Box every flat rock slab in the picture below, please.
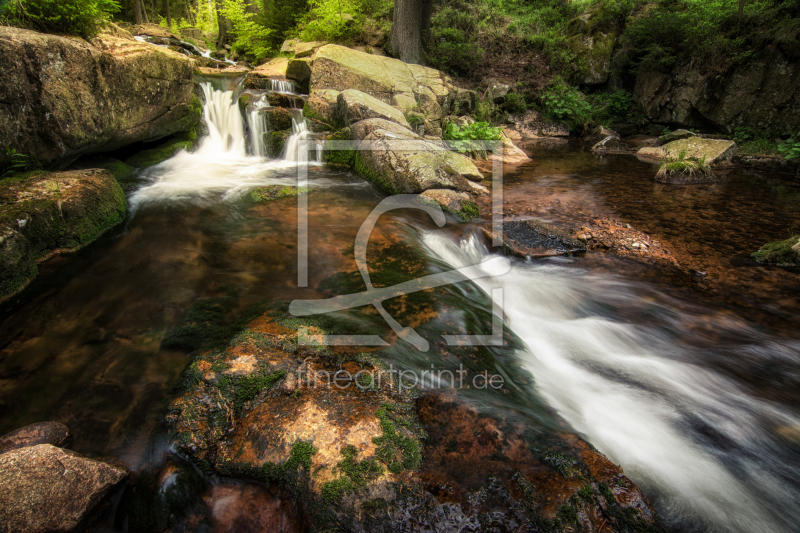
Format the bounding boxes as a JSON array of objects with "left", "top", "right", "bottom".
[
  {"left": 0, "top": 422, "right": 71, "bottom": 454},
  {"left": 494, "top": 219, "right": 586, "bottom": 258},
  {"left": 662, "top": 137, "right": 737, "bottom": 166},
  {"left": 337, "top": 89, "right": 410, "bottom": 128},
  {"left": 655, "top": 129, "right": 696, "bottom": 146},
  {"left": 0, "top": 444, "right": 127, "bottom": 533}
]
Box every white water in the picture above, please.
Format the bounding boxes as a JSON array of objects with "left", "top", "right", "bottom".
[
  {"left": 269, "top": 80, "right": 298, "bottom": 94},
  {"left": 283, "top": 109, "right": 322, "bottom": 164},
  {"left": 129, "top": 82, "right": 303, "bottom": 209},
  {"left": 424, "top": 232, "right": 800, "bottom": 533},
  {"left": 246, "top": 95, "right": 271, "bottom": 158}
]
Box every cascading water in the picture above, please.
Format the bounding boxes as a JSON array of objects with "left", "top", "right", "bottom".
[
  {"left": 269, "top": 79, "right": 298, "bottom": 94},
  {"left": 423, "top": 232, "right": 800, "bottom": 533},
  {"left": 283, "top": 109, "right": 322, "bottom": 164},
  {"left": 245, "top": 95, "right": 271, "bottom": 158},
  {"left": 129, "top": 80, "right": 299, "bottom": 209}
]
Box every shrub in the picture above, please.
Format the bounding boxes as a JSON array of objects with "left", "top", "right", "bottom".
[
  {"left": 220, "top": 0, "right": 273, "bottom": 62},
  {"left": 444, "top": 121, "right": 503, "bottom": 157},
  {"left": 297, "top": 0, "right": 362, "bottom": 42},
  {"left": 777, "top": 134, "right": 800, "bottom": 160},
  {"left": 1, "top": 0, "right": 120, "bottom": 38},
  {"left": 426, "top": 6, "right": 484, "bottom": 77},
  {"left": 501, "top": 92, "right": 528, "bottom": 116},
  {"left": 539, "top": 82, "right": 593, "bottom": 132},
  {"left": 733, "top": 127, "right": 782, "bottom": 156}
]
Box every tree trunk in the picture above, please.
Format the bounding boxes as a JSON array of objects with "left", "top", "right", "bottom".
[
  {"left": 134, "top": 0, "right": 143, "bottom": 24},
  {"left": 165, "top": 0, "right": 172, "bottom": 28},
  {"left": 421, "top": 0, "right": 432, "bottom": 44},
  {"left": 391, "top": 0, "right": 424, "bottom": 65},
  {"left": 216, "top": 1, "right": 229, "bottom": 49},
  {"left": 738, "top": 0, "right": 745, "bottom": 25}
]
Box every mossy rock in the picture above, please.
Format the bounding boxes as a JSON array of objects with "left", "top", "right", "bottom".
[
  {"left": 249, "top": 185, "right": 309, "bottom": 202},
  {"left": 263, "top": 108, "right": 293, "bottom": 132},
  {"left": 751, "top": 236, "right": 800, "bottom": 266},
  {"left": 0, "top": 169, "right": 126, "bottom": 301},
  {"left": 124, "top": 137, "right": 193, "bottom": 168},
  {"left": 71, "top": 156, "right": 137, "bottom": 182},
  {"left": 265, "top": 131, "right": 291, "bottom": 158},
  {"left": 323, "top": 128, "right": 354, "bottom": 167},
  {"left": 417, "top": 189, "right": 479, "bottom": 221}
]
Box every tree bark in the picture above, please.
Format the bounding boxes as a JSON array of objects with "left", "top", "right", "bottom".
[
  {"left": 738, "top": 0, "right": 745, "bottom": 25},
  {"left": 391, "top": 0, "right": 425, "bottom": 65},
  {"left": 165, "top": 0, "right": 172, "bottom": 28},
  {"left": 216, "top": 1, "right": 229, "bottom": 49},
  {"left": 134, "top": 0, "right": 143, "bottom": 24}
]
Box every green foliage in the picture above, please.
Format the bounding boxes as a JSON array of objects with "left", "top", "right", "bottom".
[
  {"left": 540, "top": 82, "right": 593, "bottom": 131},
  {"left": 619, "top": 0, "right": 800, "bottom": 74},
  {"left": 777, "top": 134, "right": 800, "bottom": 160},
  {"left": 1, "top": 147, "right": 32, "bottom": 178},
  {"left": 1, "top": 0, "right": 120, "bottom": 38},
  {"left": 220, "top": 0, "right": 273, "bottom": 63},
  {"left": 405, "top": 113, "right": 425, "bottom": 128},
  {"left": 297, "top": 0, "right": 362, "bottom": 42},
  {"left": 443, "top": 121, "right": 503, "bottom": 157},
  {"left": 733, "top": 127, "right": 781, "bottom": 156},
  {"left": 501, "top": 92, "right": 528, "bottom": 115},
  {"left": 260, "top": 0, "right": 308, "bottom": 49},
  {"left": 427, "top": 6, "right": 484, "bottom": 77},
  {"left": 656, "top": 150, "right": 711, "bottom": 180}
]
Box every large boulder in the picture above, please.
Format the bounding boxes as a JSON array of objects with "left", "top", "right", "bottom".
[
  {"left": 347, "top": 119, "right": 483, "bottom": 194},
  {"left": 662, "top": 137, "right": 737, "bottom": 166},
  {"left": 566, "top": 8, "right": 617, "bottom": 85},
  {"left": 251, "top": 57, "right": 289, "bottom": 79},
  {"left": 0, "top": 27, "right": 201, "bottom": 169},
  {"left": 633, "top": 48, "right": 800, "bottom": 132},
  {"left": 0, "top": 444, "right": 127, "bottom": 533},
  {"left": 418, "top": 189, "right": 479, "bottom": 220},
  {"left": 307, "top": 44, "right": 455, "bottom": 117},
  {"left": 0, "top": 422, "right": 72, "bottom": 454},
  {"left": 0, "top": 169, "right": 126, "bottom": 301},
  {"left": 337, "top": 89, "right": 411, "bottom": 128}
]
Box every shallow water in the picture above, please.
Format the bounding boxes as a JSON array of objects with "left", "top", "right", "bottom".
[{"left": 2, "top": 89, "right": 800, "bottom": 532}]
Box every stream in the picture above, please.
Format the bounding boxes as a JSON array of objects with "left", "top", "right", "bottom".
[{"left": 1, "top": 81, "right": 800, "bottom": 533}]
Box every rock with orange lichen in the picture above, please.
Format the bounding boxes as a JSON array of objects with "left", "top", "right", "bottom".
[{"left": 166, "top": 312, "right": 425, "bottom": 527}]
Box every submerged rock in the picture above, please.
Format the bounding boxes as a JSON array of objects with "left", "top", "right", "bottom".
[
  {"left": 0, "top": 422, "right": 72, "bottom": 454},
  {"left": 493, "top": 219, "right": 587, "bottom": 259},
  {"left": 0, "top": 444, "right": 127, "bottom": 533},
  {"left": 249, "top": 185, "right": 309, "bottom": 202},
  {"left": 590, "top": 126, "right": 624, "bottom": 152},
  {"left": 0, "top": 26, "right": 201, "bottom": 169},
  {"left": 0, "top": 169, "right": 127, "bottom": 301}
]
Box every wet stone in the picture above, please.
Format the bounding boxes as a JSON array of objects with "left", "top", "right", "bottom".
[
  {"left": 494, "top": 219, "right": 587, "bottom": 259},
  {"left": 0, "top": 421, "right": 72, "bottom": 454}
]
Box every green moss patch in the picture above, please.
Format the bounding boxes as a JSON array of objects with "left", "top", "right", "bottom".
[
  {"left": 373, "top": 403, "right": 423, "bottom": 474},
  {"left": 249, "top": 185, "right": 310, "bottom": 202},
  {"left": 124, "top": 137, "right": 193, "bottom": 168},
  {"left": 751, "top": 236, "right": 800, "bottom": 266}
]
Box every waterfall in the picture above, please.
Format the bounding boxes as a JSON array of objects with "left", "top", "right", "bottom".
[
  {"left": 283, "top": 109, "right": 321, "bottom": 163},
  {"left": 269, "top": 79, "right": 298, "bottom": 94},
  {"left": 198, "top": 81, "right": 246, "bottom": 157},
  {"left": 129, "top": 81, "right": 297, "bottom": 210},
  {"left": 422, "top": 232, "right": 800, "bottom": 533},
  {"left": 246, "top": 95, "right": 271, "bottom": 158}
]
